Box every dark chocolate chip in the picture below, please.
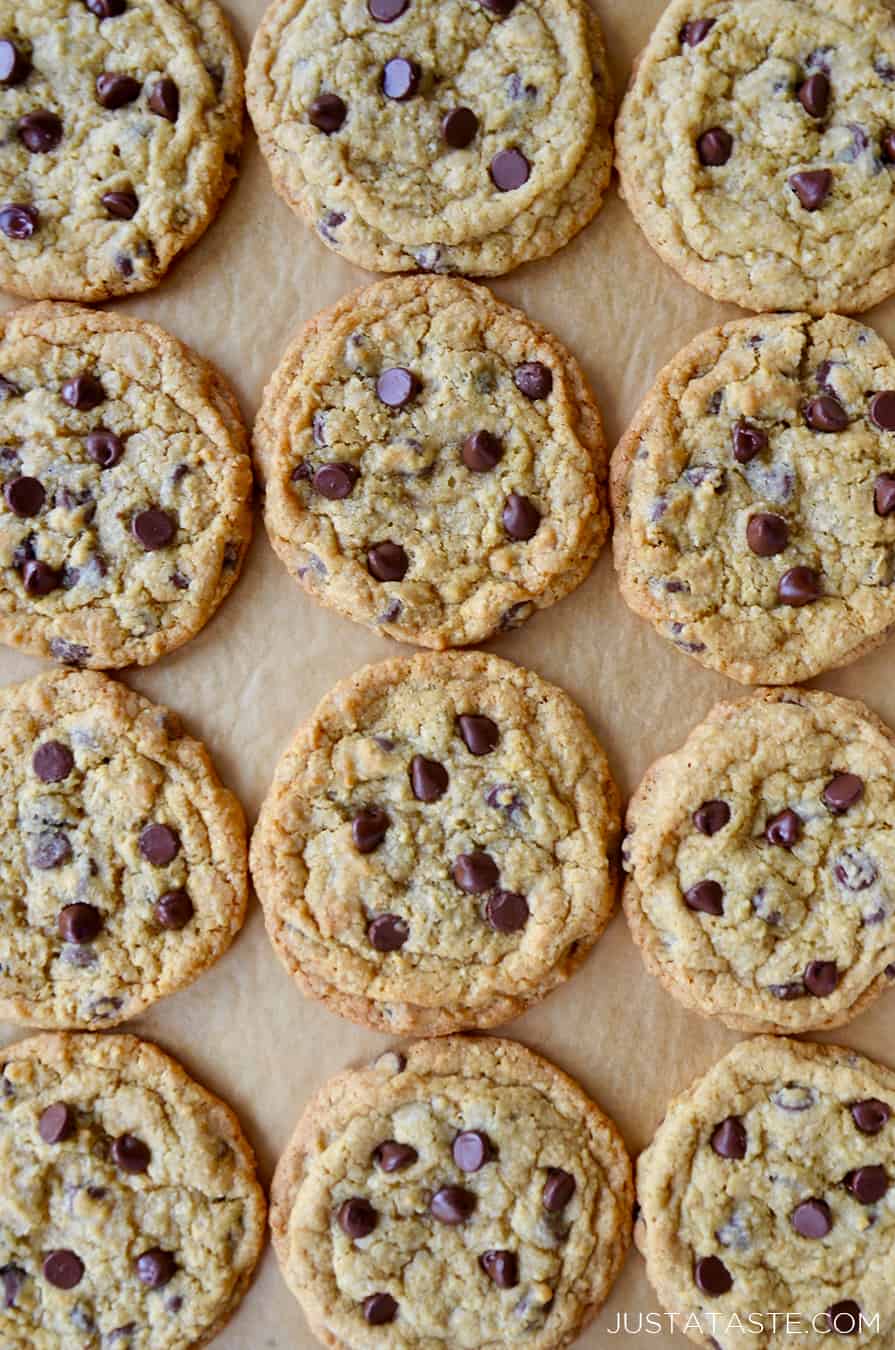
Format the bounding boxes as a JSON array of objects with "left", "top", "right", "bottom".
[
  {"left": 543, "top": 1168, "right": 575, "bottom": 1212},
  {"left": 805, "top": 394, "right": 848, "bottom": 431},
  {"left": 826, "top": 1302, "right": 861, "bottom": 1336},
  {"left": 884, "top": 129, "right": 895, "bottom": 164},
  {"left": 373, "top": 1141, "right": 417, "bottom": 1172},
  {"left": 4, "top": 475, "right": 44, "bottom": 517},
  {"left": 95, "top": 73, "right": 140, "bottom": 109},
  {"left": 747, "top": 512, "right": 789, "bottom": 556},
  {"left": 514, "top": 362, "right": 552, "bottom": 400},
  {"left": 697, "top": 127, "right": 732, "bottom": 165},
  {"left": 680, "top": 18, "right": 715, "bottom": 45},
  {"left": 798, "top": 72, "right": 830, "bottom": 118},
  {"left": 443, "top": 107, "right": 479, "bottom": 148},
  {"left": 481, "top": 1250, "right": 519, "bottom": 1288},
  {"left": 101, "top": 189, "right": 138, "bottom": 219},
  {"left": 732, "top": 420, "right": 767, "bottom": 463},
  {"left": 485, "top": 890, "right": 529, "bottom": 933},
  {"left": 22, "top": 560, "right": 59, "bottom": 596},
  {"left": 462, "top": 430, "right": 503, "bottom": 472},
  {"left": 693, "top": 801, "right": 730, "bottom": 835},
  {"left": 62, "top": 374, "right": 104, "bottom": 410},
  {"left": 309, "top": 94, "right": 347, "bottom": 133},
  {"left": 458, "top": 714, "right": 498, "bottom": 755},
  {"left": 369, "top": 0, "right": 408, "bottom": 18},
  {"left": 0, "top": 204, "right": 38, "bottom": 239},
  {"left": 368, "top": 913, "right": 409, "bottom": 950},
  {"left": 58, "top": 903, "right": 102, "bottom": 944},
  {"left": 352, "top": 807, "right": 389, "bottom": 853},
  {"left": 314, "top": 462, "right": 358, "bottom": 498},
  {"left": 363, "top": 1293, "right": 398, "bottom": 1325},
  {"left": 804, "top": 960, "right": 838, "bottom": 997},
  {"left": 823, "top": 773, "right": 864, "bottom": 814},
  {"left": 778, "top": 566, "right": 820, "bottom": 606},
  {"left": 155, "top": 890, "right": 194, "bottom": 930},
  {"left": 845, "top": 1164, "right": 888, "bottom": 1204},
  {"left": 367, "top": 540, "right": 409, "bottom": 581},
  {"left": 453, "top": 851, "right": 499, "bottom": 894},
  {"left": 31, "top": 830, "right": 72, "bottom": 870},
  {"left": 84, "top": 0, "right": 127, "bottom": 15},
  {"left": 851, "top": 1099, "right": 891, "bottom": 1134},
  {"left": 33, "top": 741, "right": 73, "bottom": 783},
  {"left": 148, "top": 79, "right": 179, "bottom": 122},
  {"left": 766, "top": 808, "right": 801, "bottom": 848},
  {"left": 86, "top": 429, "right": 124, "bottom": 468},
  {"left": 453, "top": 1130, "right": 492, "bottom": 1172},
  {"left": 410, "top": 755, "right": 448, "bottom": 802},
  {"left": 376, "top": 367, "right": 419, "bottom": 407},
  {"left": 430, "top": 1186, "right": 475, "bottom": 1224},
  {"left": 479, "top": 0, "right": 516, "bottom": 12},
  {"left": 490, "top": 148, "right": 530, "bottom": 190},
  {"left": 791, "top": 1197, "right": 832, "bottom": 1238},
  {"left": 503, "top": 492, "right": 540, "bottom": 540},
  {"left": 112, "top": 1134, "right": 150, "bottom": 1174},
  {"left": 132, "top": 508, "right": 175, "bottom": 550},
  {"left": 710, "top": 1117, "right": 746, "bottom": 1159},
  {"left": 684, "top": 880, "right": 724, "bottom": 916},
  {"left": 338, "top": 1197, "right": 377, "bottom": 1239},
  {"left": 694, "top": 1255, "right": 732, "bottom": 1297},
  {"left": 139, "top": 824, "right": 180, "bottom": 866},
  {"left": 870, "top": 391, "right": 895, "bottom": 431},
  {"left": 18, "top": 110, "right": 62, "bottom": 153},
  {"left": 789, "top": 170, "right": 833, "bottom": 210},
  {"left": 39, "top": 1102, "right": 74, "bottom": 1144},
  {"left": 43, "top": 1250, "right": 83, "bottom": 1290},
  {"left": 135, "top": 1248, "right": 176, "bottom": 1288},
  {"left": 0, "top": 40, "right": 30, "bottom": 85},
  {"left": 875, "top": 474, "right": 895, "bottom": 516},
  {"left": 382, "top": 58, "right": 420, "bottom": 101}
]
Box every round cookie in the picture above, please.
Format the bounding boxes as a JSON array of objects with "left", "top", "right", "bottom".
[
  {"left": 246, "top": 0, "right": 613, "bottom": 277},
  {"left": 271, "top": 1035, "right": 633, "bottom": 1350},
  {"left": 0, "top": 301, "right": 253, "bottom": 670},
  {"left": 255, "top": 276, "right": 607, "bottom": 649},
  {"left": 617, "top": 0, "right": 895, "bottom": 314},
  {"left": 637, "top": 1036, "right": 895, "bottom": 1348},
  {"left": 611, "top": 312, "right": 895, "bottom": 685},
  {"left": 250, "top": 650, "right": 620, "bottom": 1035},
  {"left": 0, "top": 667, "right": 247, "bottom": 1029},
  {"left": 624, "top": 687, "right": 895, "bottom": 1034},
  {"left": 0, "top": 1031, "right": 266, "bottom": 1348},
  {"left": 0, "top": 0, "right": 244, "bottom": 302}
]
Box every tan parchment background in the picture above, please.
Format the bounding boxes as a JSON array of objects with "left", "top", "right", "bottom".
[{"left": 5, "top": 2, "right": 895, "bottom": 1346}]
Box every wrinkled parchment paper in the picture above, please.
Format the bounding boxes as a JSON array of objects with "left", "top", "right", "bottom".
[{"left": 5, "top": 3, "right": 895, "bottom": 1345}]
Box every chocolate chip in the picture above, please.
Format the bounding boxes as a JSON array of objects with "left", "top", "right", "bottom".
[
  {"left": 543, "top": 1168, "right": 575, "bottom": 1212},
  {"left": 86, "top": 429, "right": 124, "bottom": 468},
  {"left": 884, "top": 130, "right": 895, "bottom": 164},
  {"left": 135, "top": 1248, "right": 176, "bottom": 1288},
  {"left": 338, "top": 1197, "right": 377, "bottom": 1239},
  {"left": 791, "top": 1197, "right": 832, "bottom": 1238},
  {"left": 352, "top": 807, "right": 389, "bottom": 853},
  {"left": 875, "top": 474, "right": 895, "bottom": 516},
  {"left": 503, "top": 492, "right": 540, "bottom": 540},
  {"left": 481, "top": 1250, "right": 519, "bottom": 1288},
  {"left": 681, "top": 18, "right": 715, "bottom": 45},
  {"left": 430, "top": 1186, "right": 475, "bottom": 1224},
  {"left": 458, "top": 714, "right": 498, "bottom": 755},
  {"left": 155, "top": 890, "right": 194, "bottom": 930},
  {"left": 710, "top": 1117, "right": 746, "bottom": 1159},
  {"left": 462, "top": 430, "right": 503, "bottom": 472},
  {"left": 139, "top": 824, "right": 180, "bottom": 866},
  {"left": 778, "top": 566, "right": 820, "bottom": 606},
  {"left": 443, "top": 107, "right": 479, "bottom": 148},
  {"left": 453, "top": 1130, "right": 492, "bottom": 1172},
  {"left": 18, "top": 111, "right": 62, "bottom": 153},
  {"left": 479, "top": 0, "right": 516, "bottom": 12},
  {"left": 43, "top": 1250, "right": 83, "bottom": 1289},
  {"left": 697, "top": 127, "right": 732, "bottom": 165},
  {"left": 790, "top": 169, "right": 833, "bottom": 210},
  {"left": 101, "top": 189, "right": 138, "bottom": 220},
  {"left": 95, "top": 73, "right": 140, "bottom": 109},
  {"left": 374, "top": 1141, "right": 417, "bottom": 1172},
  {"left": 0, "top": 204, "right": 38, "bottom": 239},
  {"left": 823, "top": 773, "right": 863, "bottom": 814},
  {"left": 33, "top": 741, "right": 74, "bottom": 783},
  {"left": 410, "top": 755, "right": 448, "bottom": 802},
  {"left": 869, "top": 390, "right": 895, "bottom": 432},
  {"left": 39, "top": 1103, "right": 74, "bottom": 1144},
  {"left": 22, "top": 560, "right": 59, "bottom": 596},
  {"left": 514, "top": 362, "right": 552, "bottom": 399},
  {"left": 490, "top": 148, "right": 530, "bottom": 191},
  {"left": 62, "top": 374, "right": 104, "bottom": 410},
  {"left": 363, "top": 1293, "right": 398, "bottom": 1325},
  {"left": 148, "top": 79, "right": 179, "bottom": 122},
  {"left": 366, "top": 541, "right": 409, "bottom": 585},
  {"left": 693, "top": 800, "right": 730, "bottom": 835},
  {"left": 368, "top": 913, "right": 408, "bottom": 950},
  {"left": 382, "top": 58, "right": 420, "bottom": 101},
  {"left": 732, "top": 421, "right": 767, "bottom": 463},
  {"left": 845, "top": 1165, "right": 888, "bottom": 1204},
  {"left": 376, "top": 367, "right": 418, "bottom": 407},
  {"left": 746, "top": 512, "right": 789, "bottom": 557},
  {"left": 485, "top": 890, "right": 529, "bottom": 933},
  {"left": 694, "top": 1255, "right": 732, "bottom": 1297},
  {"left": 58, "top": 903, "right": 102, "bottom": 944},
  {"left": 4, "top": 475, "right": 44, "bottom": 517},
  {"left": 799, "top": 72, "right": 830, "bottom": 118},
  {"left": 766, "top": 808, "right": 801, "bottom": 848},
  {"left": 851, "top": 1099, "right": 891, "bottom": 1134},
  {"left": 0, "top": 40, "right": 30, "bottom": 85},
  {"left": 805, "top": 394, "right": 847, "bottom": 431},
  {"left": 453, "top": 851, "right": 499, "bottom": 893},
  {"left": 826, "top": 1302, "right": 861, "bottom": 1336},
  {"left": 804, "top": 960, "right": 838, "bottom": 997},
  {"left": 314, "top": 462, "right": 358, "bottom": 498},
  {"left": 132, "top": 508, "right": 176, "bottom": 551},
  {"left": 369, "top": 0, "right": 407, "bottom": 18},
  {"left": 85, "top": 0, "right": 126, "bottom": 15},
  {"left": 0, "top": 377, "right": 20, "bottom": 399},
  {"left": 684, "top": 880, "right": 724, "bottom": 916},
  {"left": 112, "top": 1134, "right": 150, "bottom": 1173},
  {"left": 309, "top": 94, "right": 347, "bottom": 133}
]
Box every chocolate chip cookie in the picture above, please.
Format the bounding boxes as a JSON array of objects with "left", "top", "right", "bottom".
[
  {"left": 617, "top": 0, "right": 895, "bottom": 314},
  {"left": 0, "top": 302, "right": 253, "bottom": 669},
  {"left": 271, "top": 1035, "right": 633, "bottom": 1349},
  {"left": 0, "top": 1030, "right": 266, "bottom": 1348},
  {"left": 255, "top": 276, "right": 607, "bottom": 648},
  {"left": 246, "top": 0, "right": 613, "bottom": 277},
  {"left": 0, "top": 667, "right": 247, "bottom": 1029},
  {"left": 250, "top": 650, "right": 620, "bottom": 1035},
  {"left": 0, "top": 0, "right": 243, "bottom": 301},
  {"left": 637, "top": 1035, "right": 895, "bottom": 1347},
  {"left": 611, "top": 312, "right": 895, "bottom": 685},
  {"left": 624, "top": 686, "right": 895, "bottom": 1035}
]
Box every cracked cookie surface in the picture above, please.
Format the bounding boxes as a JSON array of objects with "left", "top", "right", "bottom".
[
  {"left": 0, "top": 0, "right": 244, "bottom": 302},
  {"left": 617, "top": 0, "right": 895, "bottom": 314},
  {"left": 255, "top": 276, "right": 606, "bottom": 649},
  {"left": 624, "top": 687, "right": 895, "bottom": 1034},
  {"left": 637, "top": 1036, "right": 895, "bottom": 1349},
  {"left": 271, "top": 1036, "right": 633, "bottom": 1350},
  {"left": 610, "top": 312, "right": 895, "bottom": 685},
  {"left": 0, "top": 1031, "right": 266, "bottom": 1349},
  {"left": 0, "top": 668, "right": 247, "bottom": 1029},
  {"left": 250, "top": 650, "right": 620, "bottom": 1035},
  {"left": 246, "top": 0, "right": 613, "bottom": 277},
  {"left": 0, "top": 302, "right": 252, "bottom": 670}
]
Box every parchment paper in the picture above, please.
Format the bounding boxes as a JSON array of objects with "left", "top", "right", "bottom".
[{"left": 5, "top": 3, "right": 895, "bottom": 1345}]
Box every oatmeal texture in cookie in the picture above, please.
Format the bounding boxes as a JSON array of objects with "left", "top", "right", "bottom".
[
  {"left": 0, "top": 668, "right": 247, "bottom": 1029},
  {"left": 0, "top": 1031, "right": 266, "bottom": 1349},
  {"left": 255, "top": 276, "right": 606, "bottom": 649},
  {"left": 637, "top": 1036, "right": 895, "bottom": 1349},
  {"left": 0, "top": 302, "right": 252, "bottom": 670},
  {"left": 0, "top": 0, "right": 244, "bottom": 301},
  {"left": 611, "top": 312, "right": 895, "bottom": 685},
  {"left": 271, "top": 1036, "right": 633, "bottom": 1350},
  {"left": 617, "top": 0, "right": 895, "bottom": 313},
  {"left": 624, "top": 687, "right": 895, "bottom": 1034},
  {"left": 250, "top": 651, "right": 620, "bottom": 1035},
  {"left": 246, "top": 0, "right": 613, "bottom": 276}
]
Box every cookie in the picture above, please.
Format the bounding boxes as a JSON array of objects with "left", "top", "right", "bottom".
[
  {"left": 0, "top": 0, "right": 244, "bottom": 302},
  {"left": 246, "top": 0, "right": 613, "bottom": 277},
  {"left": 611, "top": 312, "right": 895, "bottom": 685},
  {"left": 0, "top": 667, "right": 247, "bottom": 1029},
  {"left": 0, "top": 301, "right": 253, "bottom": 670},
  {"left": 254, "top": 276, "right": 607, "bottom": 649},
  {"left": 637, "top": 1035, "right": 895, "bottom": 1348},
  {"left": 624, "top": 686, "right": 895, "bottom": 1035},
  {"left": 0, "top": 1030, "right": 266, "bottom": 1348},
  {"left": 616, "top": 0, "right": 895, "bottom": 314},
  {"left": 270, "top": 1035, "right": 633, "bottom": 1350},
  {"left": 250, "top": 650, "right": 620, "bottom": 1035}
]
